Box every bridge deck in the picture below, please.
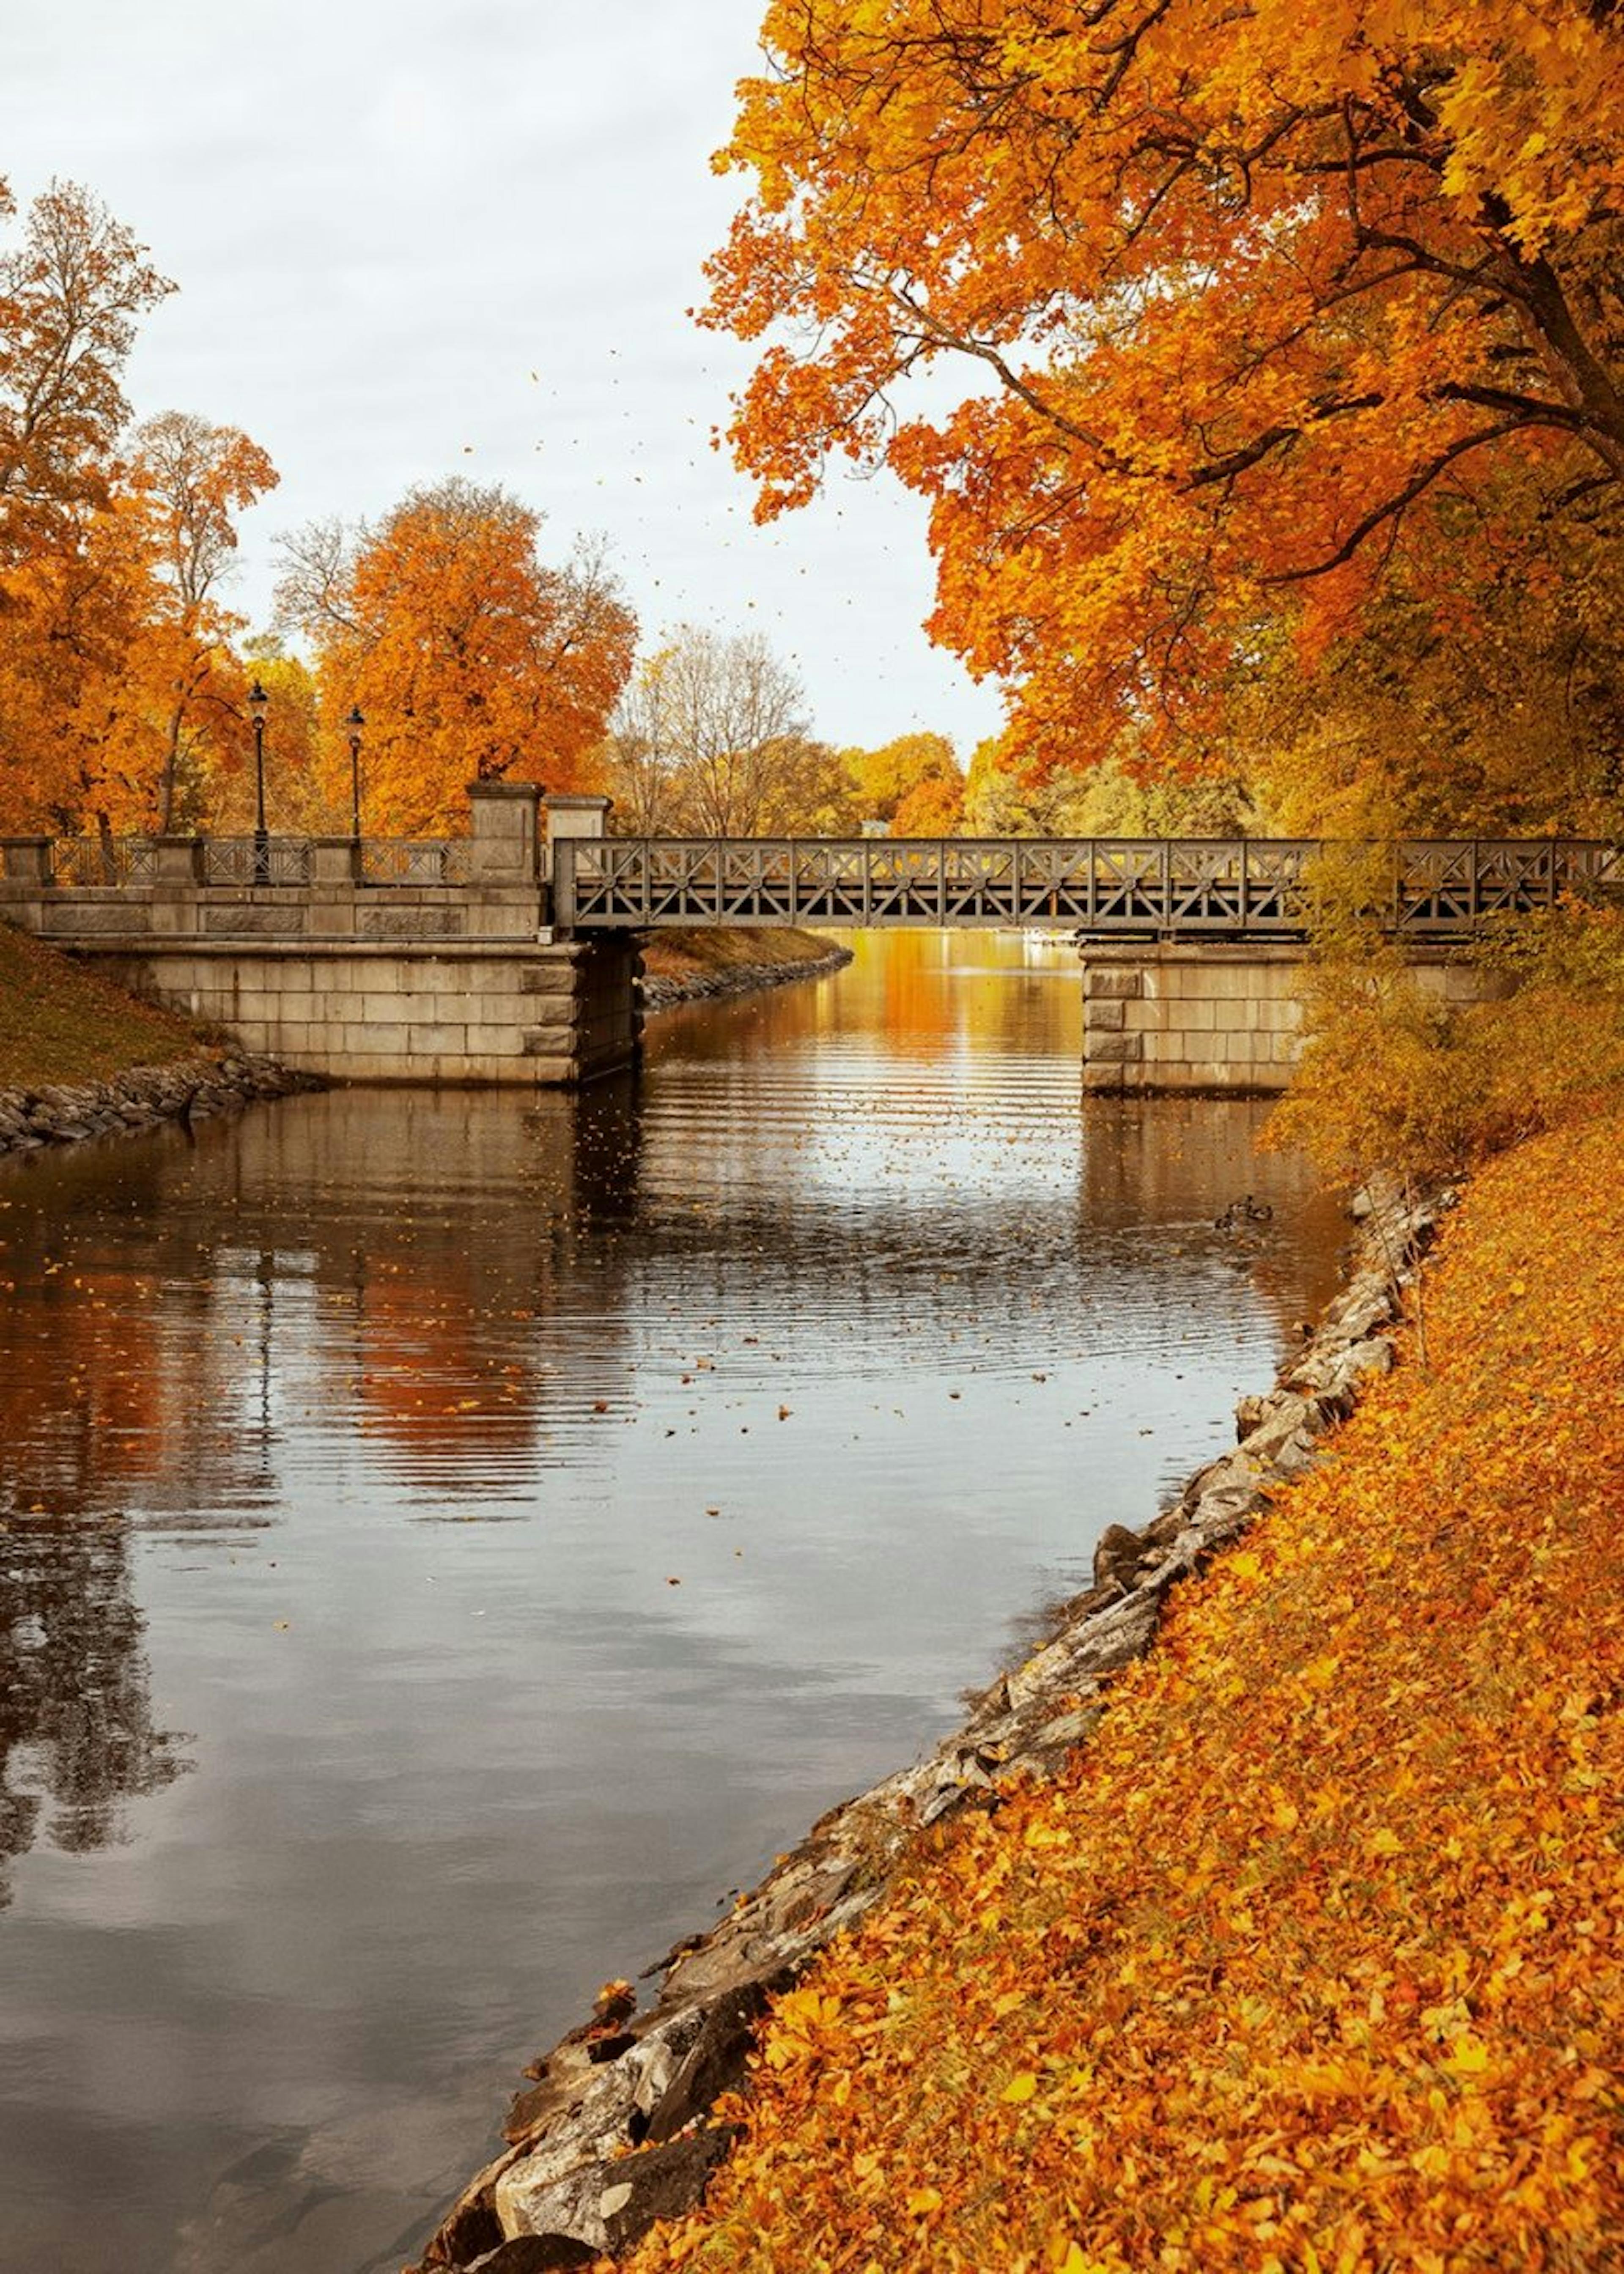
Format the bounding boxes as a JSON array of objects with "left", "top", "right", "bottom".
[{"left": 554, "top": 837, "right": 1614, "bottom": 938}]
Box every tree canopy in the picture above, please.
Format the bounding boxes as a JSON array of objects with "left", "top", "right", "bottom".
[
  {"left": 275, "top": 479, "right": 637, "bottom": 835},
  {"left": 706, "top": 1, "right": 1624, "bottom": 787}
]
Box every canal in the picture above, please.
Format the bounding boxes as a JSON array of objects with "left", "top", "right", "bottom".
[{"left": 0, "top": 930, "right": 1349, "bottom": 2273}]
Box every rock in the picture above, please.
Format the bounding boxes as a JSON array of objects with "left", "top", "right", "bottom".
[
  {"left": 1092, "top": 1522, "right": 1148, "bottom": 1594},
  {"left": 498, "top": 2127, "right": 740, "bottom": 2260},
  {"left": 468, "top": 2238, "right": 598, "bottom": 2271},
  {"left": 643, "top": 1983, "right": 769, "bottom": 2145},
  {"left": 1234, "top": 1392, "right": 1268, "bottom": 1439}
]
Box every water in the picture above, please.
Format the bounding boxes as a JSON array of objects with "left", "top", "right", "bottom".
[{"left": 0, "top": 930, "right": 1348, "bottom": 2274}]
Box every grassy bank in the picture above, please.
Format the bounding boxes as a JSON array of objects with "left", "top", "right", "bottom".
[
  {"left": 625, "top": 1111, "right": 1624, "bottom": 2272},
  {"left": 638, "top": 927, "right": 846, "bottom": 991},
  {"left": 0, "top": 924, "right": 203, "bottom": 1091}
]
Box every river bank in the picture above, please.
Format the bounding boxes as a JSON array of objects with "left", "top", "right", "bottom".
[
  {"left": 606, "top": 1109, "right": 1624, "bottom": 2273},
  {"left": 637, "top": 927, "right": 852, "bottom": 1010},
  {"left": 0, "top": 923, "right": 322, "bottom": 1155},
  {"left": 412, "top": 1170, "right": 1457, "bottom": 2268}
]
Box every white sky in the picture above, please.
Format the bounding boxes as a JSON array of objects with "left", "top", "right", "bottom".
[{"left": 3, "top": 0, "right": 1008, "bottom": 762}]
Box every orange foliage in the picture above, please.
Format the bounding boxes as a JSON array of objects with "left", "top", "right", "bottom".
[
  {"left": 0, "top": 184, "right": 275, "bottom": 834},
  {"left": 126, "top": 411, "right": 278, "bottom": 830},
  {"left": 707, "top": 3, "right": 1624, "bottom": 771},
  {"left": 0, "top": 178, "right": 173, "bottom": 556},
  {"left": 624, "top": 1108, "right": 1624, "bottom": 2271},
  {"left": 276, "top": 479, "right": 636, "bottom": 836},
  {"left": 891, "top": 773, "right": 965, "bottom": 836}
]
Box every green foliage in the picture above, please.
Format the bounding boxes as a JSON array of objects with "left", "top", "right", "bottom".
[{"left": 965, "top": 731, "right": 1252, "bottom": 837}]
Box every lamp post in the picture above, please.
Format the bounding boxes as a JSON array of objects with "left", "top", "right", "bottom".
[
  {"left": 248, "top": 678, "right": 270, "bottom": 883},
  {"left": 346, "top": 706, "right": 365, "bottom": 843}
]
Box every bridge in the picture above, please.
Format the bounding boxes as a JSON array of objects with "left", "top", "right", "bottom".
[
  {"left": 0, "top": 784, "right": 1613, "bottom": 1092},
  {"left": 551, "top": 833, "right": 1609, "bottom": 936}
]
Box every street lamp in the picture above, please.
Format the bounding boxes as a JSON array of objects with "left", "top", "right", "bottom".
[
  {"left": 248, "top": 678, "right": 270, "bottom": 883},
  {"left": 346, "top": 707, "right": 365, "bottom": 842}
]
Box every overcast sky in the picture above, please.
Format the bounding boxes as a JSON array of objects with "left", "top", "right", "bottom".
[{"left": 4, "top": 0, "right": 1007, "bottom": 762}]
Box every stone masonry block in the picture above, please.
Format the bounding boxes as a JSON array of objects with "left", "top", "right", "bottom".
[
  {"left": 463, "top": 1023, "right": 527, "bottom": 1056},
  {"left": 1086, "top": 1033, "right": 1144, "bottom": 1065},
  {"left": 1083, "top": 966, "right": 1144, "bottom": 1000},
  {"left": 1084, "top": 998, "right": 1126, "bottom": 1033},
  {"left": 348, "top": 1022, "right": 410, "bottom": 1056},
  {"left": 518, "top": 963, "right": 576, "bottom": 997}
]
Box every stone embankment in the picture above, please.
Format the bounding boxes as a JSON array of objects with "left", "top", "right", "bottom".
[
  {"left": 0, "top": 1054, "right": 323, "bottom": 1158},
  {"left": 638, "top": 937, "right": 853, "bottom": 1013},
  {"left": 412, "top": 1180, "right": 1447, "bottom": 2274}
]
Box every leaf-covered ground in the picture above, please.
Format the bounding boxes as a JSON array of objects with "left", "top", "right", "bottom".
[
  {"left": 638, "top": 926, "right": 845, "bottom": 988},
  {"left": 0, "top": 923, "right": 202, "bottom": 1089},
  {"left": 623, "top": 1111, "right": 1624, "bottom": 2273}
]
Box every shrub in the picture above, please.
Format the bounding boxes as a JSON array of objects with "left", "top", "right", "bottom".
[{"left": 1266, "top": 897, "right": 1624, "bottom": 1189}]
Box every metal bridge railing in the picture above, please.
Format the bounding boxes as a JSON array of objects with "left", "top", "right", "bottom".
[
  {"left": 553, "top": 835, "right": 1618, "bottom": 936},
  {"left": 203, "top": 837, "right": 314, "bottom": 887},
  {"left": 49, "top": 837, "right": 159, "bottom": 886},
  {"left": 359, "top": 839, "right": 473, "bottom": 886}
]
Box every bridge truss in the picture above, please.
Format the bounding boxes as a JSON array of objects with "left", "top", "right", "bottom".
[{"left": 553, "top": 837, "right": 1616, "bottom": 939}]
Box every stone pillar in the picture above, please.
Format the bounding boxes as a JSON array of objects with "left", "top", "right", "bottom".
[
  {"left": 148, "top": 836, "right": 204, "bottom": 937},
  {"left": 543, "top": 795, "right": 611, "bottom": 868},
  {"left": 0, "top": 836, "right": 52, "bottom": 934},
  {"left": 544, "top": 795, "right": 612, "bottom": 932},
  {"left": 153, "top": 836, "right": 204, "bottom": 884},
  {"left": 312, "top": 837, "right": 362, "bottom": 885},
  {"left": 0, "top": 836, "right": 52, "bottom": 884},
  {"left": 468, "top": 780, "right": 543, "bottom": 886}
]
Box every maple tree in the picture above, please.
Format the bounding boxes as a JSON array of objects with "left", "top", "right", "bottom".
[
  {"left": 275, "top": 479, "right": 636, "bottom": 836},
  {"left": 0, "top": 184, "right": 278, "bottom": 837},
  {"left": 707, "top": 1, "right": 1624, "bottom": 774},
  {"left": 623, "top": 1101, "right": 1624, "bottom": 2274},
  {"left": 0, "top": 494, "right": 156, "bottom": 833}
]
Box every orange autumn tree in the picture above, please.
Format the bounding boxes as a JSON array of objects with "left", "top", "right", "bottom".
[
  {"left": 707, "top": 0, "right": 1624, "bottom": 776},
  {"left": 274, "top": 479, "right": 636, "bottom": 835},
  {"left": 0, "top": 495, "right": 165, "bottom": 834},
  {"left": 0, "top": 178, "right": 177, "bottom": 831},
  {"left": 126, "top": 411, "right": 278, "bottom": 831}
]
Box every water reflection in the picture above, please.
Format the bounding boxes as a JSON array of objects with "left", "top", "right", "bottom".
[
  {"left": 0, "top": 1515, "right": 188, "bottom": 1906},
  {"left": 0, "top": 930, "right": 1348, "bottom": 2273}
]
